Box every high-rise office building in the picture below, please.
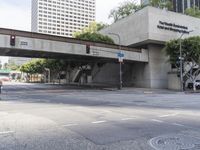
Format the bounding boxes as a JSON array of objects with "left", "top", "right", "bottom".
[
  {"left": 31, "top": 0, "right": 96, "bottom": 37},
  {"left": 173, "top": 0, "right": 200, "bottom": 13},
  {"left": 141, "top": 0, "right": 200, "bottom": 13}
]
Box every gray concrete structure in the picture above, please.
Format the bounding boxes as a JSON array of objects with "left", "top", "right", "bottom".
[
  {"left": 1, "top": 7, "right": 200, "bottom": 88},
  {"left": 101, "top": 6, "right": 200, "bottom": 88},
  {"left": 0, "top": 28, "right": 148, "bottom": 63}
]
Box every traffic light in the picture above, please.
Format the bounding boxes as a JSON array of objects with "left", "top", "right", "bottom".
[
  {"left": 86, "top": 45, "right": 90, "bottom": 54},
  {"left": 10, "top": 35, "right": 16, "bottom": 46}
]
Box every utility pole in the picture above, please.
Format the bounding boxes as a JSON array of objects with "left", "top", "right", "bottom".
[{"left": 108, "top": 33, "right": 123, "bottom": 90}]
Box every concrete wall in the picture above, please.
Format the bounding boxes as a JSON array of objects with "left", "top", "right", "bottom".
[
  {"left": 101, "top": 6, "right": 200, "bottom": 46},
  {"left": 100, "top": 7, "right": 149, "bottom": 46},
  {"left": 130, "top": 45, "right": 170, "bottom": 88},
  {"left": 91, "top": 63, "right": 137, "bottom": 86},
  {"left": 168, "top": 72, "right": 181, "bottom": 90},
  {"left": 92, "top": 63, "right": 119, "bottom": 85},
  {"left": 0, "top": 34, "right": 148, "bottom": 62},
  {"left": 100, "top": 6, "right": 200, "bottom": 88}
]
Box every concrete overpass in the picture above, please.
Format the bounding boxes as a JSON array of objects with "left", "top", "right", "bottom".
[{"left": 0, "top": 28, "right": 148, "bottom": 63}]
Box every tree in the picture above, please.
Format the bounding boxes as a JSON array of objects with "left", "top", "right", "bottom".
[
  {"left": 164, "top": 36, "right": 200, "bottom": 64},
  {"left": 164, "top": 36, "right": 200, "bottom": 90},
  {"left": 7, "top": 62, "right": 20, "bottom": 71},
  {"left": 149, "top": 0, "right": 173, "bottom": 10},
  {"left": 73, "top": 22, "right": 114, "bottom": 44},
  {"left": 108, "top": 0, "right": 142, "bottom": 22},
  {"left": 75, "top": 32, "right": 114, "bottom": 44},
  {"left": 108, "top": 0, "right": 173, "bottom": 23},
  {"left": 185, "top": 6, "right": 200, "bottom": 18},
  {"left": 73, "top": 22, "right": 108, "bottom": 37}
]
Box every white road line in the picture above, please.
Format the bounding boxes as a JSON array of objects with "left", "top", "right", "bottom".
[
  {"left": 159, "top": 113, "right": 179, "bottom": 118},
  {"left": 151, "top": 119, "right": 164, "bottom": 123},
  {"left": 92, "top": 121, "right": 107, "bottom": 124},
  {"left": 0, "top": 131, "right": 14, "bottom": 135},
  {"left": 172, "top": 123, "right": 186, "bottom": 127},
  {"left": 62, "top": 124, "right": 78, "bottom": 127},
  {"left": 121, "top": 118, "right": 135, "bottom": 121}
]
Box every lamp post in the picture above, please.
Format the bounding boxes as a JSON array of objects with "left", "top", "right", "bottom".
[
  {"left": 179, "top": 30, "right": 193, "bottom": 92},
  {"left": 108, "top": 33, "right": 123, "bottom": 90}
]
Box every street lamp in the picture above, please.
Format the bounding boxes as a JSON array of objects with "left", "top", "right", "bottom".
[
  {"left": 179, "top": 30, "right": 193, "bottom": 92},
  {"left": 108, "top": 32, "right": 123, "bottom": 90}
]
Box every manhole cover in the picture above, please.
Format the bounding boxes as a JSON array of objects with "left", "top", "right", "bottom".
[{"left": 149, "top": 134, "right": 200, "bottom": 150}]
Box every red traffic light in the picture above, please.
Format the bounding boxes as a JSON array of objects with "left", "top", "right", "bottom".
[{"left": 10, "top": 35, "right": 16, "bottom": 46}]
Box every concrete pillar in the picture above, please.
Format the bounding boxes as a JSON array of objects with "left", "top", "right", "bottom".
[{"left": 131, "top": 44, "right": 170, "bottom": 89}]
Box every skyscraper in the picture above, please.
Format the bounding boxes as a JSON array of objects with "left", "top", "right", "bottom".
[
  {"left": 141, "top": 0, "right": 200, "bottom": 13},
  {"left": 31, "top": 0, "right": 96, "bottom": 37},
  {"left": 173, "top": 0, "right": 200, "bottom": 13}
]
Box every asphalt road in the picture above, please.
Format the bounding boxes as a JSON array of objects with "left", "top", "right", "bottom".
[{"left": 0, "top": 82, "right": 200, "bottom": 150}]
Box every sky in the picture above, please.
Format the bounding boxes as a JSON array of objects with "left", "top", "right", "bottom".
[{"left": 0, "top": 0, "right": 139, "bottom": 64}]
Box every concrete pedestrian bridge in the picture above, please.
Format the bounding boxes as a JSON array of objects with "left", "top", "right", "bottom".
[{"left": 0, "top": 28, "right": 148, "bottom": 63}]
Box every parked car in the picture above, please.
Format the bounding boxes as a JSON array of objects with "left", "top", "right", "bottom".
[
  {"left": 188, "top": 80, "right": 200, "bottom": 89},
  {"left": 0, "top": 75, "right": 11, "bottom": 82}
]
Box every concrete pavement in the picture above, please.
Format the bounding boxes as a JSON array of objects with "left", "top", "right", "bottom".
[{"left": 0, "top": 82, "right": 200, "bottom": 150}]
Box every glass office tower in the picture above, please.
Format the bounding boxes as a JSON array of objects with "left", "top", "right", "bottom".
[{"left": 141, "top": 0, "right": 200, "bottom": 13}]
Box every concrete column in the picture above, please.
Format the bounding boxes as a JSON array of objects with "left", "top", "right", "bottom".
[{"left": 131, "top": 44, "right": 170, "bottom": 89}]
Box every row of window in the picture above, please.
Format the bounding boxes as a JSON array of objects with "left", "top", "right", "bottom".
[
  {"left": 38, "top": 21, "right": 90, "bottom": 26},
  {"left": 39, "top": 11, "right": 95, "bottom": 20},
  {"left": 39, "top": 0, "right": 95, "bottom": 5},
  {"left": 38, "top": 18, "right": 93, "bottom": 24},
  {"left": 38, "top": 26, "right": 84, "bottom": 32},
  {"left": 38, "top": 30, "right": 73, "bottom": 36},
  {"left": 38, "top": 2, "right": 95, "bottom": 8},
  {"left": 38, "top": 6, "right": 95, "bottom": 12}
]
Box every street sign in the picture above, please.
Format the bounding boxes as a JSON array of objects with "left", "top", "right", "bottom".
[
  {"left": 117, "top": 52, "right": 124, "bottom": 62},
  {"left": 117, "top": 52, "right": 124, "bottom": 58},
  {"left": 118, "top": 57, "right": 124, "bottom": 62}
]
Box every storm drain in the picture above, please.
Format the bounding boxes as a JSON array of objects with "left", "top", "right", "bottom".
[{"left": 149, "top": 134, "right": 200, "bottom": 150}]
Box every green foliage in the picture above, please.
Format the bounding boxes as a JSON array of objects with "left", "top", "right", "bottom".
[
  {"left": 75, "top": 32, "right": 114, "bottom": 44},
  {"left": 7, "top": 62, "right": 20, "bottom": 71},
  {"left": 108, "top": 0, "right": 142, "bottom": 22},
  {"left": 108, "top": 0, "right": 173, "bottom": 23},
  {"left": 73, "top": 22, "right": 114, "bottom": 44},
  {"left": 164, "top": 36, "right": 200, "bottom": 64},
  {"left": 149, "top": 0, "right": 173, "bottom": 10},
  {"left": 73, "top": 22, "right": 108, "bottom": 37},
  {"left": 20, "top": 59, "right": 45, "bottom": 74},
  {"left": 185, "top": 6, "right": 200, "bottom": 18}
]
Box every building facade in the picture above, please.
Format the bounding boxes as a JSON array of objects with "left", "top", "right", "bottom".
[
  {"left": 101, "top": 6, "right": 200, "bottom": 89},
  {"left": 31, "top": 0, "right": 96, "bottom": 37},
  {"left": 141, "top": 0, "right": 200, "bottom": 13}
]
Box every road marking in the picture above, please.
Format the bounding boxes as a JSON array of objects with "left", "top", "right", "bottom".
[
  {"left": 159, "top": 113, "right": 179, "bottom": 118},
  {"left": 172, "top": 123, "right": 185, "bottom": 127},
  {"left": 92, "top": 121, "right": 107, "bottom": 124},
  {"left": 0, "top": 131, "right": 14, "bottom": 135},
  {"left": 62, "top": 124, "right": 78, "bottom": 127},
  {"left": 151, "top": 119, "right": 164, "bottom": 123},
  {"left": 121, "top": 118, "right": 135, "bottom": 121}
]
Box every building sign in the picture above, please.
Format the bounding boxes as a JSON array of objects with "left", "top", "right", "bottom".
[
  {"left": 20, "top": 41, "right": 28, "bottom": 46},
  {"left": 157, "top": 21, "right": 190, "bottom": 34}
]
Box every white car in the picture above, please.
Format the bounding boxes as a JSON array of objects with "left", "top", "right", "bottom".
[{"left": 188, "top": 80, "right": 200, "bottom": 89}]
